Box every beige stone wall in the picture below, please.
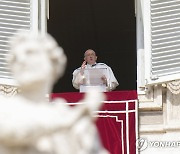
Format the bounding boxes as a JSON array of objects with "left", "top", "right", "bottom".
[{"left": 139, "top": 86, "right": 180, "bottom": 153}]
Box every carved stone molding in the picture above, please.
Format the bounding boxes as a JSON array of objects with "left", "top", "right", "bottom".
[
  {"left": 138, "top": 85, "right": 163, "bottom": 111},
  {"left": 166, "top": 80, "right": 180, "bottom": 95},
  {"left": 0, "top": 84, "right": 19, "bottom": 97}
]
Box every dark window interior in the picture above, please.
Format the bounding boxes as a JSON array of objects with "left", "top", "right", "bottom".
[{"left": 48, "top": 0, "right": 136, "bottom": 92}]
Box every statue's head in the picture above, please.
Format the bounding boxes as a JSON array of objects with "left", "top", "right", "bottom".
[{"left": 8, "top": 32, "right": 67, "bottom": 89}]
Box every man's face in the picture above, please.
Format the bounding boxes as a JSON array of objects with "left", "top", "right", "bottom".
[{"left": 84, "top": 50, "right": 97, "bottom": 65}]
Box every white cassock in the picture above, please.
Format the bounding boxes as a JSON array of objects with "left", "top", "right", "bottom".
[{"left": 72, "top": 63, "right": 119, "bottom": 92}]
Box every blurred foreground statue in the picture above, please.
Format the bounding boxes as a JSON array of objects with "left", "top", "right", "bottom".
[{"left": 0, "top": 32, "right": 109, "bottom": 154}]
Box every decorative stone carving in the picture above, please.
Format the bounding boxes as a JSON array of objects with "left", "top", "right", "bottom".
[
  {"left": 0, "top": 32, "right": 109, "bottom": 154},
  {"left": 0, "top": 85, "right": 19, "bottom": 96},
  {"left": 166, "top": 80, "right": 180, "bottom": 95}
]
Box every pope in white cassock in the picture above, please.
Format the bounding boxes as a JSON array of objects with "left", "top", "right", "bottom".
[{"left": 72, "top": 49, "right": 119, "bottom": 92}]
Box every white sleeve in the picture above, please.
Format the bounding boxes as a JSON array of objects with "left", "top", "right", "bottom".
[{"left": 106, "top": 67, "right": 119, "bottom": 91}]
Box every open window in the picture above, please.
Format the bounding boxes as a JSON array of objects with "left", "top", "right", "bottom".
[
  {"left": 0, "top": 0, "right": 48, "bottom": 86},
  {"left": 137, "top": 0, "right": 180, "bottom": 92}
]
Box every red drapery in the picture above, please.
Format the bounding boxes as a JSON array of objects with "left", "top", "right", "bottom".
[{"left": 51, "top": 90, "right": 138, "bottom": 154}]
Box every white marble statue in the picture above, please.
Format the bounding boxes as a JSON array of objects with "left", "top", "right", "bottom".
[{"left": 0, "top": 32, "right": 109, "bottom": 154}]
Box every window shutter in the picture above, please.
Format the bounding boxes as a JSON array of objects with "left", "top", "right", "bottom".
[
  {"left": 0, "top": 0, "right": 31, "bottom": 85},
  {"left": 0, "top": 0, "right": 47, "bottom": 86},
  {"left": 145, "top": 0, "right": 180, "bottom": 85}
]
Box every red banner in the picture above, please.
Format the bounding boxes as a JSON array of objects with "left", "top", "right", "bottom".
[
  {"left": 51, "top": 91, "right": 138, "bottom": 154},
  {"left": 96, "top": 100, "right": 138, "bottom": 154}
]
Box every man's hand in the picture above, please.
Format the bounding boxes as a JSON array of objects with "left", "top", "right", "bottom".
[
  {"left": 81, "top": 61, "right": 86, "bottom": 69},
  {"left": 101, "top": 75, "right": 107, "bottom": 85},
  {"left": 80, "top": 61, "right": 86, "bottom": 75}
]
